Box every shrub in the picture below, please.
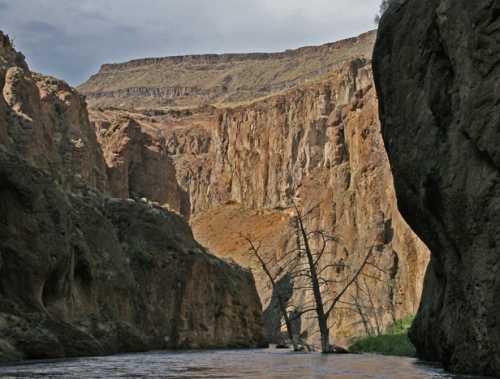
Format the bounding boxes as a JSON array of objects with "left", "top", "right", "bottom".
[{"left": 349, "top": 315, "right": 416, "bottom": 357}]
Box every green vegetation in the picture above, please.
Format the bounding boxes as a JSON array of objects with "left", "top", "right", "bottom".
[{"left": 349, "top": 315, "right": 416, "bottom": 357}]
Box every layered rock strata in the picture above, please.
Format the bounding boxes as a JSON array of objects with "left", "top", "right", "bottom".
[{"left": 78, "top": 32, "right": 376, "bottom": 108}]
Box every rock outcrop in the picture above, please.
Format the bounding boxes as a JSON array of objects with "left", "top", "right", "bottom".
[
  {"left": 374, "top": 0, "right": 500, "bottom": 375},
  {"left": 0, "top": 32, "right": 266, "bottom": 362},
  {"left": 91, "top": 110, "right": 189, "bottom": 214},
  {"left": 0, "top": 33, "right": 108, "bottom": 193}
]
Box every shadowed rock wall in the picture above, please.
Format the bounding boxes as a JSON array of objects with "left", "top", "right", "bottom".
[{"left": 374, "top": 0, "right": 500, "bottom": 375}]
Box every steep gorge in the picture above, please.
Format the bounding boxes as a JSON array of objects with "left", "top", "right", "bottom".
[
  {"left": 189, "top": 59, "right": 429, "bottom": 346},
  {"left": 84, "top": 32, "right": 430, "bottom": 347}
]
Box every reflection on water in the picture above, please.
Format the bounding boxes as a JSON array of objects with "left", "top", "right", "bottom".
[{"left": 0, "top": 348, "right": 484, "bottom": 379}]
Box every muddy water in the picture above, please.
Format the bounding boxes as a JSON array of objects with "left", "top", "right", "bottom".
[{"left": 0, "top": 348, "right": 484, "bottom": 378}]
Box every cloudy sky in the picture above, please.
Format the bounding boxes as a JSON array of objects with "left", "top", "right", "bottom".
[{"left": 0, "top": 0, "right": 380, "bottom": 85}]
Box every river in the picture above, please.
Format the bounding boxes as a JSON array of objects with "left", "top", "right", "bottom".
[{"left": 0, "top": 348, "right": 484, "bottom": 378}]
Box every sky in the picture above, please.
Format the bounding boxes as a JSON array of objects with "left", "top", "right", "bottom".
[{"left": 0, "top": 0, "right": 380, "bottom": 85}]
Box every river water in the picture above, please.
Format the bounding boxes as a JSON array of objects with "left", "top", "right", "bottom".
[{"left": 0, "top": 348, "right": 483, "bottom": 379}]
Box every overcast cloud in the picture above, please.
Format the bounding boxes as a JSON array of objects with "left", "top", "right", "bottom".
[{"left": 0, "top": 0, "right": 380, "bottom": 85}]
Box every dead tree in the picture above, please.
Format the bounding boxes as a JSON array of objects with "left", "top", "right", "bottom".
[
  {"left": 345, "top": 277, "right": 384, "bottom": 337},
  {"left": 244, "top": 236, "right": 301, "bottom": 351},
  {"left": 290, "top": 203, "right": 374, "bottom": 353},
  {"left": 243, "top": 200, "right": 377, "bottom": 353}
]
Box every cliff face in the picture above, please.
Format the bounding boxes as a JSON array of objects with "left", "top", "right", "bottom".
[
  {"left": 374, "top": 0, "right": 500, "bottom": 375},
  {"left": 91, "top": 110, "right": 189, "bottom": 214},
  {"left": 0, "top": 32, "right": 266, "bottom": 362},
  {"left": 88, "top": 57, "right": 429, "bottom": 346},
  {"left": 191, "top": 60, "right": 429, "bottom": 345},
  {"left": 0, "top": 149, "right": 265, "bottom": 361},
  {"left": 0, "top": 34, "right": 107, "bottom": 193},
  {"left": 78, "top": 32, "right": 376, "bottom": 109}
]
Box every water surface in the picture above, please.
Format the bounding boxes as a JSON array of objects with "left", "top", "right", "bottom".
[{"left": 0, "top": 348, "right": 483, "bottom": 378}]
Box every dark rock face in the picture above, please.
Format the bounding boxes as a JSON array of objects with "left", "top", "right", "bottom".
[
  {"left": 0, "top": 144, "right": 266, "bottom": 362},
  {"left": 374, "top": 0, "right": 500, "bottom": 375},
  {"left": 0, "top": 32, "right": 266, "bottom": 362}
]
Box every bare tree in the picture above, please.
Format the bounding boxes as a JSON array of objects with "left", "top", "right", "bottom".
[
  {"left": 289, "top": 203, "right": 375, "bottom": 353},
  {"left": 244, "top": 200, "right": 378, "bottom": 353},
  {"left": 346, "top": 277, "right": 383, "bottom": 337}
]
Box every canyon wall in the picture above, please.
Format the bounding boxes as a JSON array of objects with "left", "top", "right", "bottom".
[
  {"left": 374, "top": 0, "right": 500, "bottom": 375},
  {"left": 0, "top": 32, "right": 266, "bottom": 362},
  {"left": 87, "top": 54, "right": 430, "bottom": 347},
  {"left": 190, "top": 60, "right": 429, "bottom": 345},
  {"left": 91, "top": 110, "right": 189, "bottom": 214}
]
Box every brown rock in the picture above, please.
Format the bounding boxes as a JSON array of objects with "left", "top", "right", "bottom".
[
  {"left": 80, "top": 27, "right": 431, "bottom": 350},
  {"left": 190, "top": 60, "right": 429, "bottom": 346},
  {"left": 91, "top": 110, "right": 188, "bottom": 213},
  {"left": 89, "top": 58, "right": 430, "bottom": 347},
  {"left": 0, "top": 37, "right": 108, "bottom": 192}
]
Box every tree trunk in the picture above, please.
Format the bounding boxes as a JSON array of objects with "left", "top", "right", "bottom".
[
  {"left": 296, "top": 213, "right": 331, "bottom": 353},
  {"left": 318, "top": 313, "right": 331, "bottom": 353}
]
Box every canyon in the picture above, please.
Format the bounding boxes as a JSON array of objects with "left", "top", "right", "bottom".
[
  {"left": 79, "top": 31, "right": 430, "bottom": 348},
  {"left": 374, "top": 0, "right": 500, "bottom": 375},
  {"left": 0, "top": 31, "right": 265, "bottom": 362},
  {"left": 1, "top": 0, "right": 498, "bottom": 376}
]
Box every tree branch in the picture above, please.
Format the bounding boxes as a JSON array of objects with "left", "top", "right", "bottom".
[{"left": 325, "top": 247, "right": 375, "bottom": 318}]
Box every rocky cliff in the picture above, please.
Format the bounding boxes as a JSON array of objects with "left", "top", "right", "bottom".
[
  {"left": 87, "top": 53, "right": 430, "bottom": 347},
  {"left": 0, "top": 32, "right": 266, "bottom": 362},
  {"left": 190, "top": 60, "right": 429, "bottom": 346},
  {"left": 374, "top": 0, "right": 500, "bottom": 375},
  {"left": 91, "top": 110, "right": 189, "bottom": 214},
  {"left": 0, "top": 33, "right": 108, "bottom": 193}
]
